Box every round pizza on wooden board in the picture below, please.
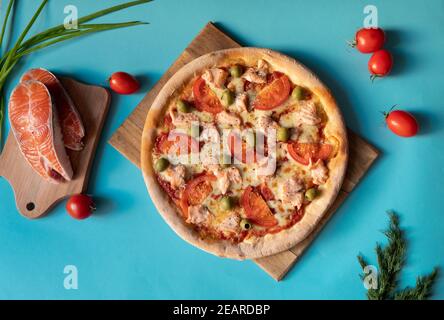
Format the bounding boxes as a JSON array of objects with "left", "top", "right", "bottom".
[{"left": 141, "top": 48, "right": 348, "bottom": 260}]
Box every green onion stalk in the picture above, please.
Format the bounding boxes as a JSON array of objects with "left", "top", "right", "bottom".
[{"left": 0, "top": 0, "right": 151, "bottom": 149}]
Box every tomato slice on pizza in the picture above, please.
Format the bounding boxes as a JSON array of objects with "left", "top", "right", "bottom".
[
  {"left": 227, "top": 131, "right": 259, "bottom": 164},
  {"left": 253, "top": 72, "right": 291, "bottom": 110},
  {"left": 240, "top": 186, "right": 277, "bottom": 227},
  {"left": 155, "top": 132, "right": 199, "bottom": 156},
  {"left": 287, "top": 142, "right": 333, "bottom": 165},
  {"left": 193, "top": 77, "right": 224, "bottom": 114},
  {"left": 180, "top": 173, "right": 216, "bottom": 217}
]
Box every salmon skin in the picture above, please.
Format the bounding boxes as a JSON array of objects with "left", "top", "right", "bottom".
[
  {"left": 21, "top": 68, "right": 85, "bottom": 151},
  {"left": 8, "top": 80, "right": 73, "bottom": 183}
]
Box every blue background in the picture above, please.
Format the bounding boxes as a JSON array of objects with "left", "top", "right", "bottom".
[{"left": 0, "top": 0, "right": 443, "bottom": 299}]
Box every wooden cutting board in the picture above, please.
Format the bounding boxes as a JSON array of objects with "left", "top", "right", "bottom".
[
  {"left": 0, "top": 78, "right": 111, "bottom": 219},
  {"left": 109, "top": 22, "right": 379, "bottom": 281}
]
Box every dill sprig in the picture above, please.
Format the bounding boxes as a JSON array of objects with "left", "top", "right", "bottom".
[
  {"left": 0, "top": 0, "right": 151, "bottom": 148},
  {"left": 394, "top": 268, "right": 439, "bottom": 300},
  {"left": 358, "top": 212, "right": 439, "bottom": 300}
]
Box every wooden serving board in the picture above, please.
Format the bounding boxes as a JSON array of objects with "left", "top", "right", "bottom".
[
  {"left": 109, "top": 22, "right": 379, "bottom": 281},
  {"left": 0, "top": 78, "right": 111, "bottom": 219}
]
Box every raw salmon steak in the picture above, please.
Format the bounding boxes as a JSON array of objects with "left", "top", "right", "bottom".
[
  {"left": 8, "top": 80, "right": 73, "bottom": 183},
  {"left": 21, "top": 68, "right": 85, "bottom": 151}
]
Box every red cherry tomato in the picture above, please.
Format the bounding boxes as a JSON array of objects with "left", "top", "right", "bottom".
[
  {"left": 109, "top": 72, "right": 140, "bottom": 94},
  {"left": 66, "top": 194, "right": 95, "bottom": 220},
  {"left": 385, "top": 110, "right": 419, "bottom": 137},
  {"left": 368, "top": 50, "right": 393, "bottom": 78},
  {"left": 354, "top": 28, "right": 386, "bottom": 53}
]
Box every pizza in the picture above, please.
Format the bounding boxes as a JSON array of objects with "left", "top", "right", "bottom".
[{"left": 141, "top": 48, "right": 348, "bottom": 259}]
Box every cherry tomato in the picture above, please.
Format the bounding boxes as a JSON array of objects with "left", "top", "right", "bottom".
[
  {"left": 66, "top": 194, "right": 95, "bottom": 220},
  {"left": 368, "top": 50, "right": 393, "bottom": 78},
  {"left": 385, "top": 110, "right": 419, "bottom": 137},
  {"left": 240, "top": 186, "right": 277, "bottom": 227},
  {"left": 109, "top": 72, "right": 140, "bottom": 94},
  {"left": 354, "top": 28, "right": 386, "bottom": 53},
  {"left": 253, "top": 72, "right": 291, "bottom": 110},
  {"left": 193, "top": 77, "right": 224, "bottom": 114}
]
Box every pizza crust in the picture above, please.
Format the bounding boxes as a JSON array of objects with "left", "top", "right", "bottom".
[{"left": 141, "top": 48, "right": 348, "bottom": 260}]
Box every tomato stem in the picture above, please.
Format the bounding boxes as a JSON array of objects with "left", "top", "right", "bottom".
[
  {"left": 346, "top": 39, "right": 357, "bottom": 48},
  {"left": 382, "top": 104, "right": 398, "bottom": 118},
  {"left": 370, "top": 74, "right": 379, "bottom": 82}
]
